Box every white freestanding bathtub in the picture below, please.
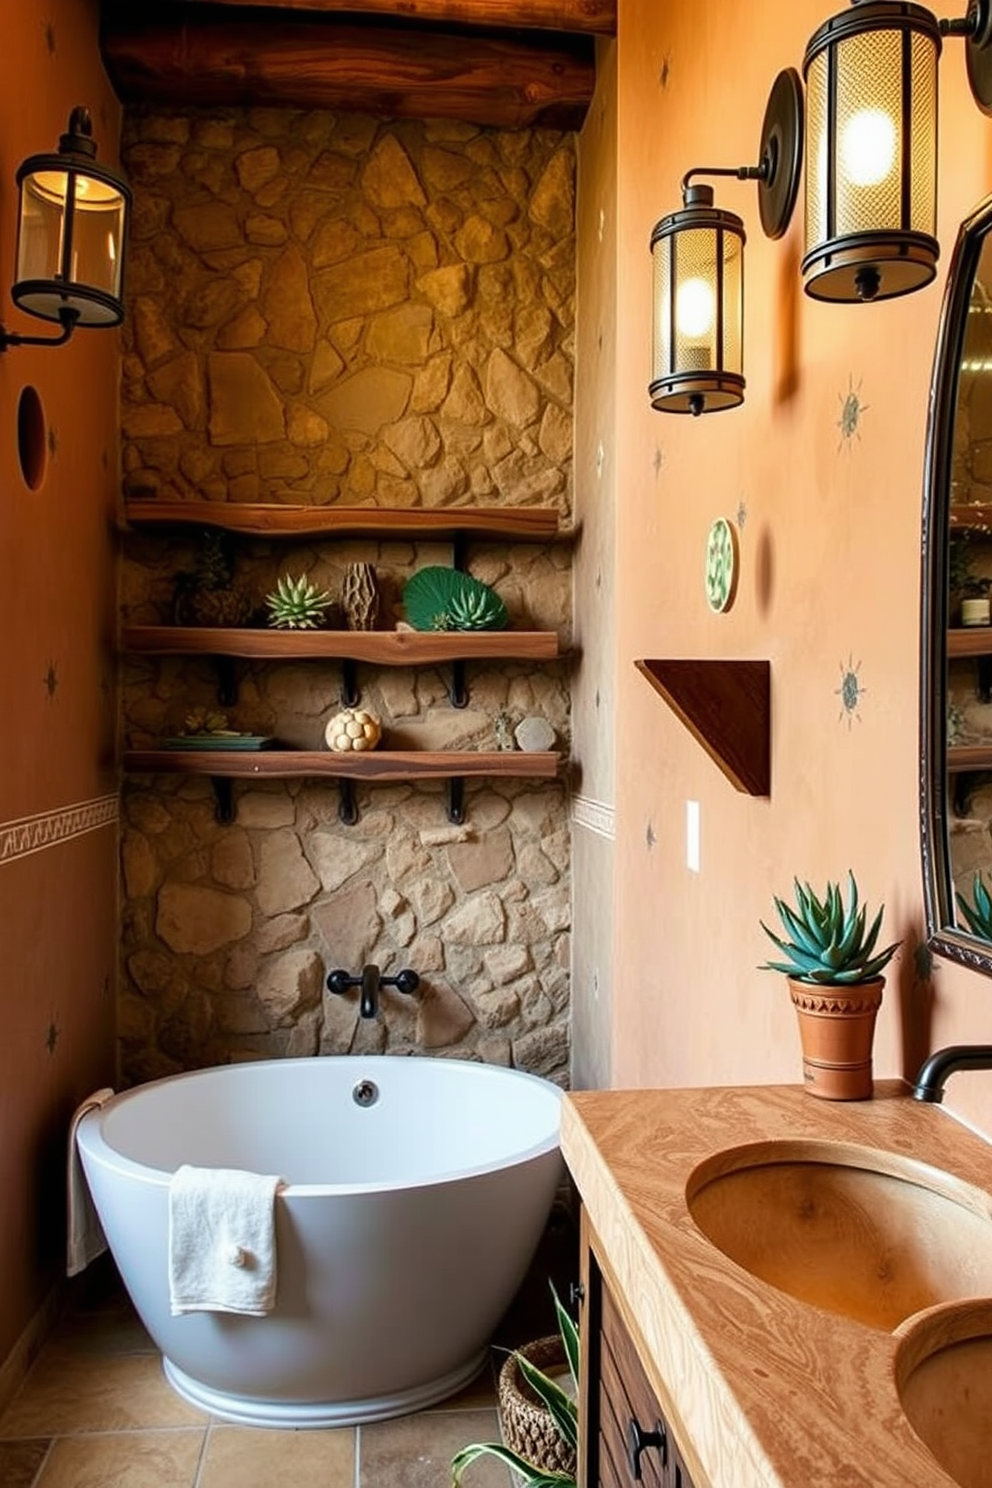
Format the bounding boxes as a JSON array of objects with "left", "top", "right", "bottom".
[{"left": 76, "top": 1055, "right": 563, "bottom": 1427}]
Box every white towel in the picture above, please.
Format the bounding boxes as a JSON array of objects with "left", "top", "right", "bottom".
[
  {"left": 66, "top": 1087, "right": 115, "bottom": 1278},
  {"left": 168, "top": 1164, "right": 283, "bottom": 1317}
]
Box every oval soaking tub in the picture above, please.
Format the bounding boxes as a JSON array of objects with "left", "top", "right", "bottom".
[{"left": 76, "top": 1055, "right": 563, "bottom": 1427}]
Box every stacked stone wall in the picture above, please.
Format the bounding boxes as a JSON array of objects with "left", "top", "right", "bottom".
[{"left": 119, "top": 106, "right": 575, "bottom": 1084}]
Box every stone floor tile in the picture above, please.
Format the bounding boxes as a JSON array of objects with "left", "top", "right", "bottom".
[
  {"left": 360, "top": 1407, "right": 511, "bottom": 1487},
  {"left": 198, "top": 1424, "right": 355, "bottom": 1488},
  {"left": 0, "top": 1354, "right": 208, "bottom": 1438},
  {"left": 0, "top": 1437, "right": 52, "bottom": 1488},
  {"left": 34, "top": 1430, "right": 204, "bottom": 1488}
]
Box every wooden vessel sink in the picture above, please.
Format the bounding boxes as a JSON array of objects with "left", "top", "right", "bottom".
[
  {"left": 895, "top": 1300, "right": 992, "bottom": 1488},
  {"left": 685, "top": 1139, "right": 992, "bottom": 1330}
]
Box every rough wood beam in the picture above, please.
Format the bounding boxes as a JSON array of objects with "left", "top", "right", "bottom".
[
  {"left": 100, "top": 8, "right": 596, "bottom": 129},
  {"left": 165, "top": 0, "right": 616, "bottom": 37}
]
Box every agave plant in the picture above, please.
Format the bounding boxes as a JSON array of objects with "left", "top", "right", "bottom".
[
  {"left": 759, "top": 871, "right": 900, "bottom": 985},
  {"left": 956, "top": 871, "right": 992, "bottom": 942},
  {"left": 451, "top": 1284, "right": 578, "bottom": 1488},
  {"left": 265, "top": 573, "right": 331, "bottom": 630}
]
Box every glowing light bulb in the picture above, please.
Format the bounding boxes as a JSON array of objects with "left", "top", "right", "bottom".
[
  {"left": 676, "top": 276, "right": 715, "bottom": 339},
  {"left": 840, "top": 107, "right": 896, "bottom": 188}
]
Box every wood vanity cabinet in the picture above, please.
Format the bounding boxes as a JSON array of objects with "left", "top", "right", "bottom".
[{"left": 580, "top": 1228, "right": 697, "bottom": 1488}]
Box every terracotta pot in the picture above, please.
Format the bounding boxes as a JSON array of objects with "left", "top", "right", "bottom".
[{"left": 787, "top": 976, "right": 884, "bottom": 1101}]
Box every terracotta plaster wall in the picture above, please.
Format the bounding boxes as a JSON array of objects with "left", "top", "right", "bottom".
[
  {"left": 0, "top": 0, "right": 120, "bottom": 1378},
  {"left": 609, "top": 0, "right": 992, "bottom": 1134}
]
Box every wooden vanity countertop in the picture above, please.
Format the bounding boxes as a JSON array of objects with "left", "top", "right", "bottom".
[{"left": 562, "top": 1081, "right": 992, "bottom": 1488}]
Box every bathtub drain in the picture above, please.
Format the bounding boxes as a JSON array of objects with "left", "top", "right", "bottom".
[{"left": 352, "top": 1079, "right": 379, "bottom": 1108}]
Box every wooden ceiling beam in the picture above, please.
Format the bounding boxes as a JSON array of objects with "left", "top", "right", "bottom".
[
  {"left": 100, "top": 7, "right": 596, "bottom": 129},
  {"left": 162, "top": 0, "right": 616, "bottom": 37}
]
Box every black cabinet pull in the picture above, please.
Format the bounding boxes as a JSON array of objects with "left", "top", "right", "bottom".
[
  {"left": 569, "top": 1280, "right": 585, "bottom": 1308},
  {"left": 628, "top": 1417, "right": 666, "bottom": 1481}
]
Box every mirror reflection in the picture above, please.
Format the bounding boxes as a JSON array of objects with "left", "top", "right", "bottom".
[{"left": 923, "top": 196, "right": 992, "bottom": 967}]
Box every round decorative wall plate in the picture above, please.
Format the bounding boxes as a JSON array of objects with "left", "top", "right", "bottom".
[{"left": 705, "top": 517, "right": 739, "bottom": 613}]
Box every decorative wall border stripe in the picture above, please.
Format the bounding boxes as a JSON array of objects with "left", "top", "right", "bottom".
[
  {"left": 0, "top": 794, "right": 119, "bottom": 866},
  {"left": 572, "top": 793, "right": 615, "bottom": 841}
]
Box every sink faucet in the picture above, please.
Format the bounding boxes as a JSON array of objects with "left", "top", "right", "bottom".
[
  {"left": 326, "top": 964, "right": 420, "bottom": 1019},
  {"left": 911, "top": 1045, "right": 992, "bottom": 1103}
]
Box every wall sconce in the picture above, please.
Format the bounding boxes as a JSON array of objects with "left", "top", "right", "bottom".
[
  {"left": 802, "top": 0, "right": 992, "bottom": 304},
  {"left": 0, "top": 107, "right": 131, "bottom": 353},
  {"left": 649, "top": 69, "right": 803, "bottom": 415}
]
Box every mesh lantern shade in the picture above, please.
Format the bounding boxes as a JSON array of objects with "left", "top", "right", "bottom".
[
  {"left": 802, "top": 0, "right": 941, "bottom": 302},
  {"left": 11, "top": 107, "right": 130, "bottom": 330},
  {"left": 649, "top": 185, "right": 745, "bottom": 416}
]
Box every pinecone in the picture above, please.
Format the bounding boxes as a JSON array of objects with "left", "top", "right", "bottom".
[{"left": 173, "top": 530, "right": 254, "bottom": 628}]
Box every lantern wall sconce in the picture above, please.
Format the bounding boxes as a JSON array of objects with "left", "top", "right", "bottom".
[
  {"left": 649, "top": 68, "right": 804, "bottom": 415},
  {"left": 802, "top": 0, "right": 992, "bottom": 304},
  {"left": 0, "top": 107, "right": 131, "bottom": 354}
]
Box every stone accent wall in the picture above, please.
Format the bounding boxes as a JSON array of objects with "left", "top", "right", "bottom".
[{"left": 119, "top": 106, "right": 574, "bottom": 1085}]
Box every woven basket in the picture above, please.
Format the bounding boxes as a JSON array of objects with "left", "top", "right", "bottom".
[{"left": 498, "top": 1334, "right": 577, "bottom": 1478}]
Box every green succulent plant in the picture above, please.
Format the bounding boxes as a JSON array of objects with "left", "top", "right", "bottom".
[
  {"left": 403, "top": 566, "right": 508, "bottom": 632},
  {"left": 759, "top": 871, "right": 900, "bottom": 985},
  {"left": 265, "top": 573, "right": 331, "bottom": 630},
  {"left": 451, "top": 1284, "right": 578, "bottom": 1488},
  {"left": 956, "top": 871, "right": 992, "bottom": 942}
]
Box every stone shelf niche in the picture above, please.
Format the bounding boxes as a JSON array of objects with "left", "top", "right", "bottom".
[{"left": 635, "top": 658, "right": 771, "bottom": 797}]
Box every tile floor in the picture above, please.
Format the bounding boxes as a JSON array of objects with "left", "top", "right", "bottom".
[{"left": 0, "top": 1261, "right": 526, "bottom": 1488}]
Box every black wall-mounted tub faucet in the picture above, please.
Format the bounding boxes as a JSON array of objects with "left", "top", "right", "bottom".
[{"left": 326, "top": 964, "right": 420, "bottom": 1019}]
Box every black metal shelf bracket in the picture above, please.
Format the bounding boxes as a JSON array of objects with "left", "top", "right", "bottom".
[
  {"left": 448, "top": 659, "right": 467, "bottom": 709},
  {"left": 338, "top": 778, "right": 359, "bottom": 826},
  {"left": 447, "top": 777, "right": 465, "bottom": 825},
  {"left": 213, "top": 656, "right": 238, "bottom": 707},
  {"left": 341, "top": 658, "right": 359, "bottom": 707},
  {"left": 211, "top": 777, "right": 235, "bottom": 824}
]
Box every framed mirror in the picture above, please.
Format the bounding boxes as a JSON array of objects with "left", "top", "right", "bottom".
[{"left": 922, "top": 193, "right": 992, "bottom": 971}]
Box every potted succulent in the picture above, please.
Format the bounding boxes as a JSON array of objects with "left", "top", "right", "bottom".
[
  {"left": 957, "top": 870, "right": 992, "bottom": 941},
  {"left": 760, "top": 872, "right": 901, "bottom": 1101},
  {"left": 451, "top": 1285, "right": 578, "bottom": 1487}
]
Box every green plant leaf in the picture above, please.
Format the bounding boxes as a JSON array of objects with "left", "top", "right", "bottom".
[
  {"left": 403, "top": 566, "right": 507, "bottom": 632},
  {"left": 515, "top": 1351, "right": 578, "bottom": 1451},
  {"left": 551, "top": 1283, "right": 580, "bottom": 1396},
  {"left": 451, "top": 1441, "right": 575, "bottom": 1487}
]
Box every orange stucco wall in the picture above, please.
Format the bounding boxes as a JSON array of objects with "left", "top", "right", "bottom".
[
  {"left": 609, "top": 1, "right": 992, "bottom": 1133},
  {"left": 0, "top": 0, "right": 120, "bottom": 1372}
]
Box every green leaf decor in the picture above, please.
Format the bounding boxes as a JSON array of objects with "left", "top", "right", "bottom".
[{"left": 403, "top": 566, "right": 507, "bottom": 632}]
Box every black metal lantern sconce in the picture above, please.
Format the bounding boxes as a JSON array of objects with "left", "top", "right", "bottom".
[
  {"left": 0, "top": 108, "right": 131, "bottom": 353},
  {"left": 649, "top": 69, "right": 804, "bottom": 415},
  {"left": 802, "top": 0, "right": 992, "bottom": 304}
]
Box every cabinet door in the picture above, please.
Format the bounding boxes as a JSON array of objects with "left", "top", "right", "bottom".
[{"left": 598, "top": 1280, "right": 667, "bottom": 1488}]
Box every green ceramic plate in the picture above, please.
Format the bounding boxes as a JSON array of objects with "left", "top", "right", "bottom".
[
  {"left": 705, "top": 517, "right": 739, "bottom": 613},
  {"left": 158, "top": 735, "right": 276, "bottom": 751}
]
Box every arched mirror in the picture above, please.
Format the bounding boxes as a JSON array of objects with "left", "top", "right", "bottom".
[{"left": 922, "top": 193, "right": 992, "bottom": 971}]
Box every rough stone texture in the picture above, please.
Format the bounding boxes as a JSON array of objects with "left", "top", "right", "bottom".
[{"left": 119, "top": 104, "right": 573, "bottom": 1084}]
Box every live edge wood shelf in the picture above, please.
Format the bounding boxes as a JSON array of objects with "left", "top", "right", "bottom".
[
  {"left": 635, "top": 658, "right": 771, "bottom": 797},
  {"left": 120, "top": 501, "right": 568, "bottom": 823}
]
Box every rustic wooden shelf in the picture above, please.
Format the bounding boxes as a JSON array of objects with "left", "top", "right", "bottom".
[
  {"left": 948, "top": 627, "right": 992, "bottom": 657},
  {"left": 635, "top": 658, "right": 771, "bottom": 796},
  {"left": 947, "top": 745, "right": 992, "bottom": 772},
  {"left": 123, "top": 747, "right": 561, "bottom": 825},
  {"left": 121, "top": 626, "right": 560, "bottom": 664},
  {"left": 122, "top": 500, "right": 564, "bottom": 544},
  {"left": 950, "top": 505, "right": 992, "bottom": 532}
]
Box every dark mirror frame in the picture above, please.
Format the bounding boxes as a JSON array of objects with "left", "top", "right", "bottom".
[{"left": 921, "top": 192, "right": 992, "bottom": 973}]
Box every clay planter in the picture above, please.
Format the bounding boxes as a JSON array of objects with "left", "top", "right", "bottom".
[{"left": 787, "top": 976, "right": 884, "bottom": 1101}]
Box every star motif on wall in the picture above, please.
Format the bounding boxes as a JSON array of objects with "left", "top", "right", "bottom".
[
  {"left": 43, "top": 662, "right": 59, "bottom": 699},
  {"left": 43, "top": 17, "right": 56, "bottom": 54},
  {"left": 913, "top": 940, "right": 935, "bottom": 984},
  {"left": 653, "top": 446, "right": 664, "bottom": 477},
  {"left": 837, "top": 375, "right": 868, "bottom": 451},
  {"left": 836, "top": 654, "right": 866, "bottom": 728},
  {"left": 45, "top": 1019, "right": 60, "bottom": 1055},
  {"left": 736, "top": 500, "right": 747, "bottom": 531},
  {"left": 47, "top": 426, "right": 59, "bottom": 457},
  {"left": 645, "top": 821, "right": 656, "bottom": 849}
]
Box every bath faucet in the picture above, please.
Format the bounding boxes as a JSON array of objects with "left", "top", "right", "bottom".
[
  {"left": 911, "top": 1044, "right": 992, "bottom": 1102},
  {"left": 326, "top": 964, "right": 420, "bottom": 1019}
]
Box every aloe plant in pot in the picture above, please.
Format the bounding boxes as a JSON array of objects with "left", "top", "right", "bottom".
[{"left": 760, "top": 872, "right": 901, "bottom": 1101}]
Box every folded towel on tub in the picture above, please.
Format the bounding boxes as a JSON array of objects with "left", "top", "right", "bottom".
[
  {"left": 168, "top": 1165, "right": 283, "bottom": 1317},
  {"left": 66, "top": 1087, "right": 115, "bottom": 1278}
]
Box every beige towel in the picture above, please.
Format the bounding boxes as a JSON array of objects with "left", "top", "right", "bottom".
[{"left": 66, "top": 1087, "right": 114, "bottom": 1277}]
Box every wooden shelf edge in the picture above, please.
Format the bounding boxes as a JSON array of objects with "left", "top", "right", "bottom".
[
  {"left": 123, "top": 749, "right": 561, "bottom": 781},
  {"left": 121, "top": 625, "right": 561, "bottom": 662},
  {"left": 947, "top": 746, "right": 992, "bottom": 773},
  {"left": 121, "top": 500, "right": 566, "bottom": 543},
  {"left": 635, "top": 658, "right": 771, "bottom": 797},
  {"left": 948, "top": 628, "right": 992, "bottom": 657}
]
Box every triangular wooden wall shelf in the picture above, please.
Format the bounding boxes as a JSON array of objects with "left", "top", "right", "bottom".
[{"left": 635, "top": 659, "right": 771, "bottom": 796}]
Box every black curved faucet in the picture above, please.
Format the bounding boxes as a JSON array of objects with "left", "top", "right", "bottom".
[
  {"left": 911, "top": 1045, "right": 992, "bottom": 1103},
  {"left": 326, "top": 964, "right": 420, "bottom": 1019}
]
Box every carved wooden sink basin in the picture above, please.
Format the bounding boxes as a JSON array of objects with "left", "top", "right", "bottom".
[
  {"left": 685, "top": 1140, "right": 992, "bottom": 1330},
  {"left": 895, "top": 1300, "right": 992, "bottom": 1488}
]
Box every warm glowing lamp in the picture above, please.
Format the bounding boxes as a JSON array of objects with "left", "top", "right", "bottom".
[{"left": 0, "top": 107, "right": 131, "bottom": 352}]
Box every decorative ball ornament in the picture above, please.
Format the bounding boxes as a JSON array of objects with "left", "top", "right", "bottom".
[
  {"left": 324, "top": 707, "right": 382, "bottom": 753},
  {"left": 705, "top": 517, "right": 739, "bottom": 613}
]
